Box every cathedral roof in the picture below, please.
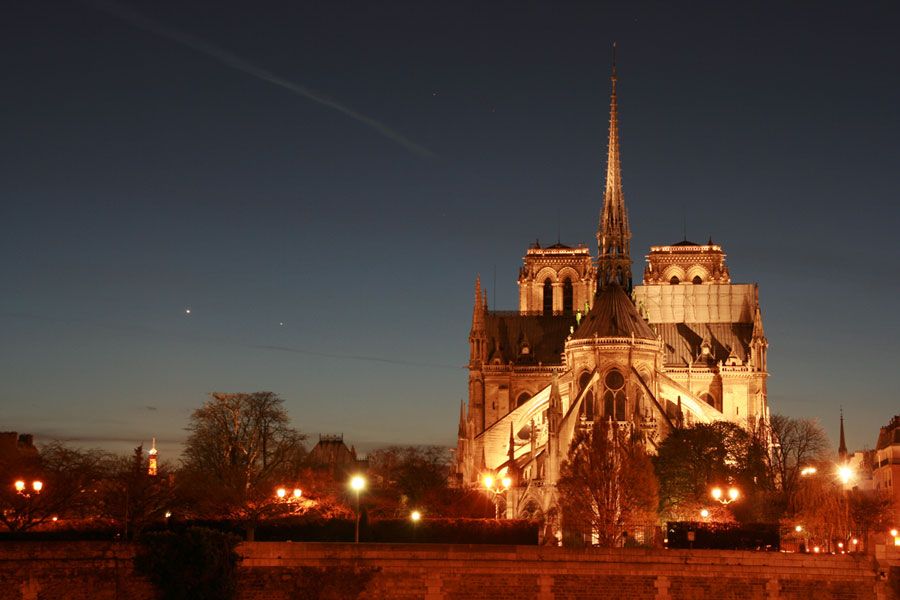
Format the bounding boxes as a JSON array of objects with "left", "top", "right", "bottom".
[
  {"left": 656, "top": 322, "right": 753, "bottom": 366},
  {"left": 571, "top": 283, "right": 656, "bottom": 341},
  {"left": 483, "top": 313, "right": 577, "bottom": 365}
]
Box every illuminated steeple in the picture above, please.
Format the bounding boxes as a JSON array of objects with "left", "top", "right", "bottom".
[
  {"left": 597, "top": 43, "right": 633, "bottom": 293},
  {"left": 148, "top": 437, "right": 158, "bottom": 477}
]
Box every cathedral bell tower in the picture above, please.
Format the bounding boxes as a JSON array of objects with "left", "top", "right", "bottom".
[{"left": 597, "top": 44, "right": 633, "bottom": 294}]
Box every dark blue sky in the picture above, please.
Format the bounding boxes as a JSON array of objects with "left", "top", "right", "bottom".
[{"left": 2, "top": 1, "right": 898, "bottom": 459}]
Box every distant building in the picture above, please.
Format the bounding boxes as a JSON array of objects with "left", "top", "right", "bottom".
[
  {"left": 0, "top": 432, "right": 39, "bottom": 464},
  {"left": 307, "top": 434, "right": 366, "bottom": 479},
  {"left": 874, "top": 415, "right": 900, "bottom": 499}
]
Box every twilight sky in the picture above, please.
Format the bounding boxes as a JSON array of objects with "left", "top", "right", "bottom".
[{"left": 2, "top": 1, "right": 898, "bottom": 460}]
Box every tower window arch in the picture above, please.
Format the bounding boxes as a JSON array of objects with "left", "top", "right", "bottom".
[
  {"left": 692, "top": 275, "right": 703, "bottom": 285},
  {"left": 562, "top": 278, "right": 573, "bottom": 313},
  {"left": 542, "top": 278, "right": 553, "bottom": 315},
  {"left": 669, "top": 276, "right": 680, "bottom": 285}
]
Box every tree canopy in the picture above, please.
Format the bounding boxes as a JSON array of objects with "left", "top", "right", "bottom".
[
  {"left": 557, "top": 420, "right": 658, "bottom": 547},
  {"left": 180, "top": 392, "right": 306, "bottom": 519}
]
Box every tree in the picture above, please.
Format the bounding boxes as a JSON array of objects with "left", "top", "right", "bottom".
[
  {"left": 653, "top": 421, "right": 772, "bottom": 523},
  {"left": 767, "top": 415, "right": 829, "bottom": 495},
  {"left": 556, "top": 420, "right": 658, "bottom": 547},
  {"left": 95, "top": 444, "right": 176, "bottom": 539},
  {"left": 366, "top": 445, "right": 451, "bottom": 516},
  {"left": 0, "top": 442, "right": 107, "bottom": 532},
  {"left": 179, "top": 392, "right": 306, "bottom": 522}
]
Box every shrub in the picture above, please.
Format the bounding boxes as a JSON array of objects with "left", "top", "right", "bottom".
[{"left": 135, "top": 527, "right": 242, "bottom": 600}]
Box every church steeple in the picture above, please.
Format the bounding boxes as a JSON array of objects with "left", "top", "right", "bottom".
[
  {"left": 597, "top": 43, "right": 633, "bottom": 293},
  {"left": 839, "top": 408, "right": 848, "bottom": 461}
]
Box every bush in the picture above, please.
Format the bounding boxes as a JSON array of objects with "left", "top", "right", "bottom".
[
  {"left": 253, "top": 517, "right": 538, "bottom": 544},
  {"left": 665, "top": 521, "right": 779, "bottom": 551},
  {"left": 135, "top": 527, "right": 242, "bottom": 600}
]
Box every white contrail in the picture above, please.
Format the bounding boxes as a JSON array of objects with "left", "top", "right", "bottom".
[{"left": 86, "top": 0, "right": 435, "bottom": 158}]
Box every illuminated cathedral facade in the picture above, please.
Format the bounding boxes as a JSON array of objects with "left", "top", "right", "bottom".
[{"left": 455, "top": 63, "right": 770, "bottom": 522}]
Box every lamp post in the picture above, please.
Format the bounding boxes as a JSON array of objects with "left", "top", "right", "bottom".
[
  {"left": 14, "top": 480, "right": 42, "bottom": 498},
  {"left": 275, "top": 487, "right": 303, "bottom": 513},
  {"left": 711, "top": 487, "right": 739, "bottom": 505},
  {"left": 411, "top": 510, "right": 421, "bottom": 542},
  {"left": 351, "top": 476, "right": 365, "bottom": 543},
  {"left": 483, "top": 475, "right": 511, "bottom": 519}
]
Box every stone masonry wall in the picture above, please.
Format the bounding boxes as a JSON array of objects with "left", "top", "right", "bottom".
[{"left": 0, "top": 541, "right": 894, "bottom": 600}]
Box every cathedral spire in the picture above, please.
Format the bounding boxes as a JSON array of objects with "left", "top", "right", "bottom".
[{"left": 597, "top": 42, "right": 633, "bottom": 293}]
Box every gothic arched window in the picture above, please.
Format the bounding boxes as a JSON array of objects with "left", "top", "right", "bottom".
[
  {"left": 543, "top": 278, "right": 553, "bottom": 315},
  {"left": 692, "top": 275, "right": 703, "bottom": 285},
  {"left": 516, "top": 392, "right": 532, "bottom": 407},
  {"left": 562, "top": 278, "right": 573, "bottom": 313},
  {"left": 669, "top": 276, "right": 680, "bottom": 285},
  {"left": 603, "top": 369, "right": 627, "bottom": 421}
]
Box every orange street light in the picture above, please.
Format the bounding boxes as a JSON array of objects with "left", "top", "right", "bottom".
[
  {"left": 839, "top": 466, "right": 852, "bottom": 484},
  {"left": 276, "top": 488, "right": 287, "bottom": 499},
  {"left": 711, "top": 487, "right": 739, "bottom": 504},
  {"left": 14, "top": 480, "right": 42, "bottom": 497},
  {"left": 350, "top": 476, "right": 365, "bottom": 543},
  {"left": 411, "top": 511, "right": 421, "bottom": 522},
  {"left": 483, "top": 474, "right": 511, "bottom": 519}
]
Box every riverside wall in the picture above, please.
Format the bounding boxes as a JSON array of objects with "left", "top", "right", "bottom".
[{"left": 0, "top": 541, "right": 896, "bottom": 600}]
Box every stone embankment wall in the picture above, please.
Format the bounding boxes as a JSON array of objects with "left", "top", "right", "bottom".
[{"left": 0, "top": 541, "right": 894, "bottom": 600}]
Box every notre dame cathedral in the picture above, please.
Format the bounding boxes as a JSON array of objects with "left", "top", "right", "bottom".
[{"left": 454, "top": 61, "right": 770, "bottom": 522}]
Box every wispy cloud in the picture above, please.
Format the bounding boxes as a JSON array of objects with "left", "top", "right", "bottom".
[
  {"left": 85, "top": 0, "right": 435, "bottom": 158},
  {"left": 5, "top": 312, "right": 461, "bottom": 370}
]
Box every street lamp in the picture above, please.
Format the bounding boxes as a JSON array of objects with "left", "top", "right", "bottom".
[
  {"left": 411, "top": 510, "right": 421, "bottom": 542},
  {"left": 839, "top": 466, "right": 852, "bottom": 485},
  {"left": 700, "top": 509, "right": 709, "bottom": 519},
  {"left": 14, "top": 480, "right": 42, "bottom": 497},
  {"left": 483, "top": 475, "right": 511, "bottom": 519},
  {"left": 351, "top": 476, "right": 365, "bottom": 543},
  {"left": 711, "top": 487, "right": 739, "bottom": 504}
]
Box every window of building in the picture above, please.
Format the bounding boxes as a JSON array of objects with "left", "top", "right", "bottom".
[
  {"left": 692, "top": 275, "right": 703, "bottom": 284},
  {"left": 602, "top": 369, "right": 627, "bottom": 421},
  {"left": 669, "top": 276, "right": 680, "bottom": 285},
  {"left": 516, "top": 392, "right": 532, "bottom": 407},
  {"left": 543, "top": 278, "right": 553, "bottom": 315},
  {"left": 562, "top": 278, "right": 573, "bottom": 313}
]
